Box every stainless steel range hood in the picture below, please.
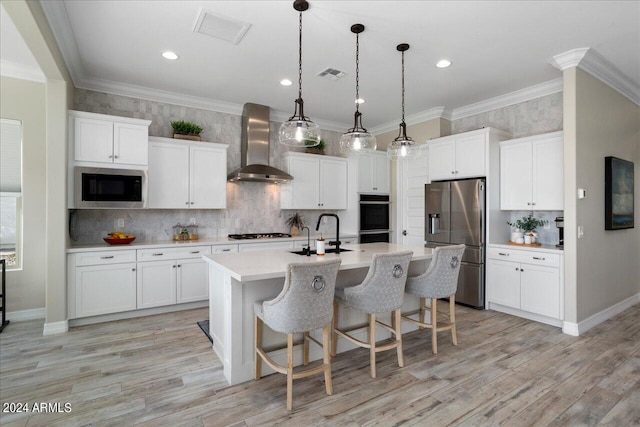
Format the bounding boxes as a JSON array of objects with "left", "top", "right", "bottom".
[{"left": 227, "top": 103, "right": 293, "bottom": 183}]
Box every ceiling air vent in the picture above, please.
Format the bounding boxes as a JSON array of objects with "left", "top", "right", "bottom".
[
  {"left": 317, "top": 67, "right": 346, "bottom": 81},
  {"left": 193, "top": 9, "right": 251, "bottom": 44}
]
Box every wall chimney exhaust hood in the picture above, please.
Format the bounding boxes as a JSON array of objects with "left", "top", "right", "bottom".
[{"left": 227, "top": 103, "right": 293, "bottom": 183}]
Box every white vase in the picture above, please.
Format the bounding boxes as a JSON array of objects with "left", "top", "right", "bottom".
[
  {"left": 524, "top": 235, "right": 532, "bottom": 244},
  {"left": 511, "top": 230, "right": 524, "bottom": 242}
]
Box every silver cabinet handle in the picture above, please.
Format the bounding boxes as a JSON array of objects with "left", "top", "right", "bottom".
[
  {"left": 533, "top": 256, "right": 545, "bottom": 260},
  {"left": 190, "top": 251, "right": 200, "bottom": 254},
  {"left": 527, "top": 202, "right": 531, "bottom": 205},
  {"left": 100, "top": 256, "right": 114, "bottom": 259},
  {"left": 532, "top": 202, "right": 536, "bottom": 206},
  {"left": 177, "top": 264, "right": 181, "bottom": 267},
  {"left": 185, "top": 202, "right": 189, "bottom": 205},
  {"left": 152, "top": 253, "right": 163, "bottom": 256},
  {"left": 222, "top": 249, "right": 231, "bottom": 252},
  {"left": 498, "top": 252, "right": 509, "bottom": 256},
  {"left": 108, "top": 155, "right": 113, "bottom": 159},
  {"left": 114, "top": 155, "right": 119, "bottom": 159},
  {"left": 132, "top": 268, "right": 136, "bottom": 271},
  {"left": 520, "top": 268, "right": 524, "bottom": 272},
  {"left": 173, "top": 265, "right": 176, "bottom": 268},
  {"left": 190, "top": 202, "right": 194, "bottom": 205},
  {"left": 515, "top": 267, "right": 519, "bottom": 271},
  {"left": 451, "top": 171, "right": 455, "bottom": 174}
]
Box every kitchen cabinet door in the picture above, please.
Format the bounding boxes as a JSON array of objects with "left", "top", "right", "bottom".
[
  {"left": 357, "top": 152, "right": 389, "bottom": 194},
  {"left": 190, "top": 144, "right": 227, "bottom": 209},
  {"left": 520, "top": 264, "right": 560, "bottom": 319},
  {"left": 500, "top": 141, "right": 532, "bottom": 210},
  {"left": 176, "top": 258, "right": 209, "bottom": 303},
  {"left": 113, "top": 122, "right": 149, "bottom": 165},
  {"left": 455, "top": 134, "right": 486, "bottom": 178},
  {"left": 75, "top": 263, "right": 137, "bottom": 317},
  {"left": 320, "top": 158, "right": 347, "bottom": 209},
  {"left": 74, "top": 117, "right": 114, "bottom": 163},
  {"left": 532, "top": 136, "right": 563, "bottom": 210},
  {"left": 487, "top": 259, "right": 521, "bottom": 309},
  {"left": 428, "top": 140, "right": 456, "bottom": 181},
  {"left": 137, "top": 260, "right": 177, "bottom": 309},
  {"left": 283, "top": 155, "right": 320, "bottom": 209},
  {"left": 148, "top": 141, "right": 190, "bottom": 208}
]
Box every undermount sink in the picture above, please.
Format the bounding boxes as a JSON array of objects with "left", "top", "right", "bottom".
[{"left": 289, "top": 248, "right": 353, "bottom": 256}]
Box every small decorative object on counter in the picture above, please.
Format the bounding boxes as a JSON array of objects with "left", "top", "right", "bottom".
[
  {"left": 187, "top": 224, "right": 199, "bottom": 240},
  {"left": 507, "top": 214, "right": 544, "bottom": 246},
  {"left": 103, "top": 231, "right": 136, "bottom": 245},
  {"left": 173, "top": 223, "right": 190, "bottom": 241},
  {"left": 171, "top": 120, "right": 203, "bottom": 141},
  {"left": 316, "top": 234, "right": 325, "bottom": 256},
  {"left": 285, "top": 212, "right": 306, "bottom": 236}
]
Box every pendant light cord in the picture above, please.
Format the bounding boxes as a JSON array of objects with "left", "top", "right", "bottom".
[
  {"left": 298, "top": 11, "right": 303, "bottom": 102},
  {"left": 401, "top": 49, "right": 405, "bottom": 125},
  {"left": 355, "top": 31, "right": 360, "bottom": 114}
]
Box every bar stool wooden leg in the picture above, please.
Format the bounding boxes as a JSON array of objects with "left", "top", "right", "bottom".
[
  {"left": 369, "top": 313, "right": 377, "bottom": 378},
  {"left": 254, "top": 315, "right": 262, "bottom": 380},
  {"left": 322, "top": 324, "right": 333, "bottom": 396},
  {"left": 331, "top": 301, "right": 339, "bottom": 357},
  {"left": 450, "top": 295, "right": 458, "bottom": 346},
  {"left": 286, "top": 333, "right": 294, "bottom": 411},
  {"left": 419, "top": 297, "right": 426, "bottom": 328},
  {"left": 431, "top": 298, "right": 438, "bottom": 355},
  {"left": 394, "top": 308, "right": 404, "bottom": 368},
  {"left": 303, "top": 332, "right": 310, "bottom": 365}
]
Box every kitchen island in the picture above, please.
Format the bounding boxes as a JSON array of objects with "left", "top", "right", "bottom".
[{"left": 205, "top": 242, "right": 434, "bottom": 385}]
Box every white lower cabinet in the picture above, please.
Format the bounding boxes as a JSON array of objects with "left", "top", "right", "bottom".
[
  {"left": 75, "top": 263, "right": 137, "bottom": 317},
  {"left": 136, "top": 260, "right": 177, "bottom": 309},
  {"left": 487, "top": 245, "right": 563, "bottom": 325},
  {"left": 176, "top": 258, "right": 209, "bottom": 303}
]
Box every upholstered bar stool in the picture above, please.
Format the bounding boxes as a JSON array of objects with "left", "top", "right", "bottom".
[
  {"left": 254, "top": 258, "right": 341, "bottom": 411},
  {"left": 402, "top": 244, "right": 465, "bottom": 354},
  {"left": 332, "top": 251, "right": 413, "bottom": 379}
]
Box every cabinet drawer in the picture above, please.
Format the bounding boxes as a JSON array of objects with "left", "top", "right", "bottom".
[
  {"left": 238, "top": 241, "right": 294, "bottom": 252},
  {"left": 487, "top": 247, "right": 560, "bottom": 268},
  {"left": 75, "top": 250, "right": 136, "bottom": 266},
  {"left": 137, "top": 245, "right": 211, "bottom": 262},
  {"left": 212, "top": 244, "right": 238, "bottom": 253}
]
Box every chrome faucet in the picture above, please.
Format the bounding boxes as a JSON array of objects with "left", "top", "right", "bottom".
[
  {"left": 316, "top": 213, "right": 340, "bottom": 254},
  {"left": 301, "top": 226, "right": 311, "bottom": 256}
]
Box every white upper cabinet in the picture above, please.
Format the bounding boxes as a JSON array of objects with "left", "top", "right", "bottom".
[
  {"left": 428, "top": 128, "right": 508, "bottom": 181},
  {"left": 358, "top": 151, "right": 390, "bottom": 194},
  {"left": 500, "top": 131, "right": 563, "bottom": 210},
  {"left": 70, "top": 110, "right": 151, "bottom": 167},
  {"left": 148, "top": 137, "right": 228, "bottom": 209},
  {"left": 280, "top": 152, "right": 348, "bottom": 210}
]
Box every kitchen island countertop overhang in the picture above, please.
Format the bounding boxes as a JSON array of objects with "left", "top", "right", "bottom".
[{"left": 205, "top": 242, "right": 434, "bottom": 385}]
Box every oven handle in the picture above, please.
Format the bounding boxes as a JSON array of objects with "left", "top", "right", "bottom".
[
  {"left": 358, "top": 230, "right": 392, "bottom": 235},
  {"left": 359, "top": 201, "right": 391, "bottom": 205}
]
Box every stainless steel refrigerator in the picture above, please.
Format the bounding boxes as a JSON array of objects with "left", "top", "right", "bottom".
[{"left": 425, "top": 178, "right": 485, "bottom": 309}]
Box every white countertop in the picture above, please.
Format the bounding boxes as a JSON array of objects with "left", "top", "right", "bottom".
[
  {"left": 488, "top": 242, "right": 564, "bottom": 254},
  {"left": 67, "top": 233, "right": 356, "bottom": 253},
  {"left": 203, "top": 242, "right": 434, "bottom": 282}
]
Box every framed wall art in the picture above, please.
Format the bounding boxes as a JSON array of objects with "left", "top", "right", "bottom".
[{"left": 605, "top": 156, "right": 634, "bottom": 230}]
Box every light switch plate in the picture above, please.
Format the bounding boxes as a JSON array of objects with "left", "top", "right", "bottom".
[
  {"left": 578, "top": 225, "right": 584, "bottom": 238},
  {"left": 116, "top": 218, "right": 125, "bottom": 228}
]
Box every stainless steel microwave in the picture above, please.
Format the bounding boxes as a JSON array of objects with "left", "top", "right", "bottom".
[{"left": 74, "top": 167, "right": 147, "bottom": 208}]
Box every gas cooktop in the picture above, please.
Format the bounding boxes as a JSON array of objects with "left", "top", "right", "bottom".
[{"left": 228, "top": 233, "right": 292, "bottom": 240}]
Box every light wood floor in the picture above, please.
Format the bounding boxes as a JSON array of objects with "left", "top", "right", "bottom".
[{"left": 1, "top": 304, "right": 639, "bottom": 426}]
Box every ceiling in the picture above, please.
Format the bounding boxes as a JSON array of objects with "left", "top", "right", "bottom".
[
  {"left": 5, "top": 1, "right": 640, "bottom": 131},
  {"left": 0, "top": 3, "right": 45, "bottom": 82}
]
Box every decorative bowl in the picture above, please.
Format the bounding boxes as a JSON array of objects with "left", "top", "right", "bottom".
[{"left": 103, "top": 237, "right": 136, "bottom": 245}]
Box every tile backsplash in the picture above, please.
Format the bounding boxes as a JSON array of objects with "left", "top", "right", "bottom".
[{"left": 508, "top": 210, "right": 563, "bottom": 245}]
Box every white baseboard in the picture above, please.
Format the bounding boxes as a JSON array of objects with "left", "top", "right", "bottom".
[
  {"left": 43, "top": 320, "right": 69, "bottom": 335},
  {"left": 6, "top": 307, "right": 45, "bottom": 322},
  {"left": 563, "top": 293, "right": 640, "bottom": 336}
]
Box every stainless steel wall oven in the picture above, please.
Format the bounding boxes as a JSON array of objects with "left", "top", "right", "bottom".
[{"left": 359, "top": 194, "right": 390, "bottom": 243}]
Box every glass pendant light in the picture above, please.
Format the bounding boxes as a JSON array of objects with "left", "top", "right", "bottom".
[
  {"left": 279, "top": 0, "right": 320, "bottom": 147},
  {"left": 387, "top": 43, "right": 420, "bottom": 159},
  {"left": 340, "top": 24, "right": 376, "bottom": 153}
]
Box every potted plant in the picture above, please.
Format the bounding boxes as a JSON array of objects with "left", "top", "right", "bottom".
[
  {"left": 305, "top": 139, "right": 325, "bottom": 155},
  {"left": 285, "top": 212, "right": 306, "bottom": 236},
  {"left": 507, "top": 214, "right": 544, "bottom": 244},
  {"left": 171, "top": 120, "right": 204, "bottom": 141}
]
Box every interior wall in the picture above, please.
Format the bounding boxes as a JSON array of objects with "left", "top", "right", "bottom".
[
  {"left": 574, "top": 68, "right": 640, "bottom": 321},
  {"left": 0, "top": 76, "right": 47, "bottom": 313}
]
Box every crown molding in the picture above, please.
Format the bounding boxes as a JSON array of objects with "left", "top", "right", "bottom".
[
  {"left": 451, "top": 78, "right": 563, "bottom": 120},
  {"left": 551, "top": 47, "right": 640, "bottom": 106},
  {"left": 0, "top": 60, "right": 46, "bottom": 83},
  {"left": 370, "top": 107, "right": 451, "bottom": 135}
]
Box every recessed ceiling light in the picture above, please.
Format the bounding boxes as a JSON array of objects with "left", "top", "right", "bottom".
[
  {"left": 280, "top": 79, "right": 293, "bottom": 86},
  {"left": 355, "top": 98, "right": 365, "bottom": 104},
  {"left": 162, "top": 51, "right": 179, "bottom": 60},
  {"left": 436, "top": 59, "right": 451, "bottom": 68}
]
